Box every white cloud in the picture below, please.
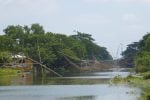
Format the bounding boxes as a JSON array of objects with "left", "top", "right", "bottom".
[
  {"left": 72, "top": 14, "right": 111, "bottom": 26},
  {"left": 0, "top": 0, "right": 60, "bottom": 34},
  {"left": 122, "top": 13, "right": 139, "bottom": 23},
  {"left": 0, "top": 0, "right": 59, "bottom": 16}
]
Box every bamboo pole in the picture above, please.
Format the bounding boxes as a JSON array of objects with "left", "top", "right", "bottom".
[
  {"left": 27, "top": 57, "right": 63, "bottom": 77},
  {"left": 59, "top": 52, "right": 81, "bottom": 70}
]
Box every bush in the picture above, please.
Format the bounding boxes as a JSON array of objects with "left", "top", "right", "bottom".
[
  {"left": 111, "top": 75, "right": 123, "bottom": 83},
  {"left": 0, "top": 68, "right": 20, "bottom": 76},
  {"left": 0, "top": 51, "right": 12, "bottom": 67},
  {"left": 135, "top": 51, "right": 150, "bottom": 72},
  {"left": 141, "top": 71, "right": 150, "bottom": 80}
]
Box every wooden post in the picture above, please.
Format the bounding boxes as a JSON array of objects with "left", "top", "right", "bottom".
[{"left": 27, "top": 57, "right": 63, "bottom": 77}]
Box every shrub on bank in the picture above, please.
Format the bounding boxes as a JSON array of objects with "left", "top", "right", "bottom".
[
  {"left": 111, "top": 72, "right": 150, "bottom": 100},
  {"left": 0, "top": 68, "right": 21, "bottom": 76},
  {"left": 140, "top": 71, "right": 150, "bottom": 80}
]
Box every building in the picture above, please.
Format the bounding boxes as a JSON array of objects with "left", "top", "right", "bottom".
[{"left": 11, "top": 55, "right": 33, "bottom": 72}]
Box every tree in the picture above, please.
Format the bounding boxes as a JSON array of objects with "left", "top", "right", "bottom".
[
  {"left": 135, "top": 34, "right": 150, "bottom": 72},
  {"left": 121, "top": 42, "right": 139, "bottom": 67},
  {"left": 0, "top": 51, "right": 12, "bottom": 67},
  {"left": 122, "top": 33, "right": 150, "bottom": 72},
  {"left": 3, "top": 25, "right": 24, "bottom": 38},
  {"left": 24, "top": 25, "right": 31, "bottom": 34},
  {"left": 31, "top": 23, "right": 45, "bottom": 34},
  {"left": 135, "top": 51, "right": 150, "bottom": 72},
  {"left": 0, "top": 36, "right": 15, "bottom": 51},
  {"left": 139, "top": 33, "right": 150, "bottom": 49},
  {"left": 71, "top": 31, "right": 95, "bottom": 41},
  {"left": 71, "top": 31, "right": 112, "bottom": 60},
  {"left": 0, "top": 24, "right": 112, "bottom": 72}
]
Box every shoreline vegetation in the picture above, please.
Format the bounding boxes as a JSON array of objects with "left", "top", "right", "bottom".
[
  {"left": 111, "top": 71, "right": 150, "bottom": 100},
  {"left": 0, "top": 68, "right": 21, "bottom": 76},
  {"left": 0, "top": 68, "right": 22, "bottom": 86},
  {"left": 119, "top": 32, "right": 150, "bottom": 100}
]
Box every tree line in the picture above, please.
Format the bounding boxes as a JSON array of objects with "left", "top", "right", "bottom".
[
  {"left": 122, "top": 33, "right": 150, "bottom": 72},
  {"left": 0, "top": 23, "right": 112, "bottom": 71}
]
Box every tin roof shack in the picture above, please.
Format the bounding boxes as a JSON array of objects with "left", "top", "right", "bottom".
[{"left": 11, "top": 55, "right": 33, "bottom": 72}]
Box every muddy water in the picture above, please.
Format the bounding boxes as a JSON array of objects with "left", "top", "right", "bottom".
[{"left": 0, "top": 69, "right": 141, "bottom": 100}]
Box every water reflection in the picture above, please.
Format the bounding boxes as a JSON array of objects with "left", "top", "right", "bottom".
[
  {"left": 0, "top": 74, "right": 33, "bottom": 86},
  {"left": 0, "top": 85, "right": 140, "bottom": 100},
  {"left": 57, "top": 96, "right": 95, "bottom": 100},
  {"left": 0, "top": 71, "right": 130, "bottom": 85},
  {"left": 0, "top": 70, "right": 141, "bottom": 100}
]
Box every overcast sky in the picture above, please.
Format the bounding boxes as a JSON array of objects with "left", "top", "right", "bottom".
[{"left": 0, "top": 0, "right": 150, "bottom": 58}]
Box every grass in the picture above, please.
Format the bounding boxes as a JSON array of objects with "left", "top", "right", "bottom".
[
  {"left": 0, "top": 68, "right": 22, "bottom": 85},
  {"left": 111, "top": 71, "right": 150, "bottom": 100},
  {"left": 140, "top": 71, "right": 150, "bottom": 80},
  {"left": 0, "top": 68, "right": 21, "bottom": 76}
]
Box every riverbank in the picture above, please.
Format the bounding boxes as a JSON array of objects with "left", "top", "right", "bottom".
[
  {"left": 0, "top": 68, "right": 21, "bottom": 76},
  {"left": 0, "top": 68, "right": 22, "bottom": 85},
  {"left": 111, "top": 71, "right": 150, "bottom": 100}
]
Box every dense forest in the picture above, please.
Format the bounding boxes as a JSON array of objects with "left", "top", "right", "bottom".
[
  {"left": 122, "top": 33, "right": 150, "bottom": 72},
  {"left": 0, "top": 23, "right": 112, "bottom": 71}
]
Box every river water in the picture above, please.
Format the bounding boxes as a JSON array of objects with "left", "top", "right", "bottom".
[{"left": 0, "top": 68, "right": 141, "bottom": 100}]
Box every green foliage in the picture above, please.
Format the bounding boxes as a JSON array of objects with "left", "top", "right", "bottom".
[
  {"left": 138, "top": 33, "right": 150, "bottom": 50},
  {"left": 71, "top": 31, "right": 95, "bottom": 41},
  {"left": 3, "top": 25, "right": 24, "bottom": 38},
  {"left": 121, "top": 42, "right": 139, "bottom": 67},
  {"left": 135, "top": 52, "right": 150, "bottom": 72},
  {"left": 111, "top": 73, "right": 150, "bottom": 100},
  {"left": 0, "top": 68, "right": 20, "bottom": 76},
  {"left": 0, "top": 51, "right": 12, "bottom": 66},
  {"left": 144, "top": 36, "right": 150, "bottom": 51},
  {"left": 122, "top": 33, "right": 150, "bottom": 72},
  {"left": 135, "top": 33, "right": 150, "bottom": 72},
  {"left": 0, "top": 68, "right": 21, "bottom": 86},
  {"left": 62, "top": 48, "right": 80, "bottom": 61},
  {"left": 140, "top": 71, "right": 150, "bottom": 80},
  {"left": 71, "top": 31, "right": 112, "bottom": 60},
  {"left": 31, "top": 23, "right": 45, "bottom": 34},
  {"left": 122, "top": 42, "right": 139, "bottom": 58},
  {"left": 0, "top": 24, "right": 112, "bottom": 71},
  {"left": 0, "top": 36, "right": 14, "bottom": 51},
  {"left": 111, "top": 75, "right": 123, "bottom": 83}
]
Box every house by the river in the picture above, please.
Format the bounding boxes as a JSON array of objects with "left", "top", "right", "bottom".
[{"left": 11, "top": 55, "right": 33, "bottom": 71}]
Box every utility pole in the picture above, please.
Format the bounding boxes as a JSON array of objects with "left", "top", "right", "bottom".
[
  {"left": 37, "top": 40, "right": 42, "bottom": 63},
  {"left": 114, "top": 43, "right": 123, "bottom": 71}
]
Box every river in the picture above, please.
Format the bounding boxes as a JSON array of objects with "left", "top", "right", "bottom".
[{"left": 0, "top": 68, "right": 141, "bottom": 100}]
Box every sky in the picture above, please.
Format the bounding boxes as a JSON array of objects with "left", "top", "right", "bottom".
[{"left": 0, "top": 0, "right": 150, "bottom": 58}]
